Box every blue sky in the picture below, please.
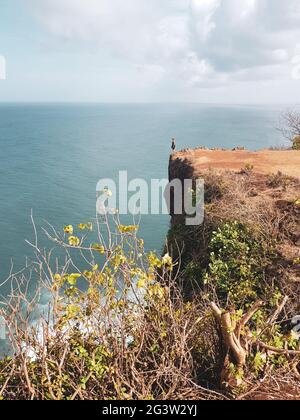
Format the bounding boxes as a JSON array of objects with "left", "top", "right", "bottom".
[{"left": 1, "top": 0, "right": 300, "bottom": 103}]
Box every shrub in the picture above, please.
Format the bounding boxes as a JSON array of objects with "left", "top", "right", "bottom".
[
  {"left": 267, "top": 171, "right": 291, "bottom": 189},
  {"left": 241, "top": 164, "right": 254, "bottom": 176},
  {"left": 204, "top": 222, "right": 275, "bottom": 307},
  {"left": 292, "top": 135, "right": 300, "bottom": 150},
  {"left": 0, "top": 217, "right": 220, "bottom": 401}
]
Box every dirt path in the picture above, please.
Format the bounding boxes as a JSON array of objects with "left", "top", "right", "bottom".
[{"left": 173, "top": 149, "right": 300, "bottom": 179}]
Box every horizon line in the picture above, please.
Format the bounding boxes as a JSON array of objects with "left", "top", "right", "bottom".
[{"left": 0, "top": 101, "right": 299, "bottom": 107}]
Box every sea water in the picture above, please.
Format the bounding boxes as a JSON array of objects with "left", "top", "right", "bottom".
[{"left": 0, "top": 103, "right": 285, "bottom": 287}]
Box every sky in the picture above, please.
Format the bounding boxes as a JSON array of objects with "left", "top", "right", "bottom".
[{"left": 0, "top": 0, "right": 300, "bottom": 103}]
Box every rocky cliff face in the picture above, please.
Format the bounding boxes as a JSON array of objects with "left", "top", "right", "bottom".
[{"left": 169, "top": 153, "right": 194, "bottom": 184}]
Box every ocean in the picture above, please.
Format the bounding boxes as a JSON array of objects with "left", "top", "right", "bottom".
[{"left": 0, "top": 103, "right": 285, "bottom": 290}]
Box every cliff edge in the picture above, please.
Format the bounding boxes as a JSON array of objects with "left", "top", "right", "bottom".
[
  {"left": 167, "top": 147, "right": 300, "bottom": 399},
  {"left": 169, "top": 146, "right": 300, "bottom": 297},
  {"left": 170, "top": 148, "right": 300, "bottom": 180}
]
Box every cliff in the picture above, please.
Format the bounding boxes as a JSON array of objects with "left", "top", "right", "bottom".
[
  {"left": 170, "top": 147, "right": 300, "bottom": 180},
  {"left": 167, "top": 147, "right": 300, "bottom": 399},
  {"left": 169, "top": 146, "right": 300, "bottom": 298}
]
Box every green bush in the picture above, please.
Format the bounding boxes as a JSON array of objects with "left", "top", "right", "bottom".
[{"left": 204, "top": 222, "right": 274, "bottom": 307}]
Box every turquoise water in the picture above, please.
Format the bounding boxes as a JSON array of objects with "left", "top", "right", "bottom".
[{"left": 0, "top": 103, "right": 284, "bottom": 289}]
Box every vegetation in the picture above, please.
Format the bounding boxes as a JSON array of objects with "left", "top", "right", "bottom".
[
  {"left": 167, "top": 169, "right": 300, "bottom": 398},
  {"left": 0, "top": 216, "right": 223, "bottom": 400},
  {"left": 278, "top": 110, "right": 300, "bottom": 149},
  {"left": 0, "top": 167, "right": 299, "bottom": 400},
  {"left": 292, "top": 136, "right": 300, "bottom": 150},
  {"left": 204, "top": 222, "right": 275, "bottom": 306}
]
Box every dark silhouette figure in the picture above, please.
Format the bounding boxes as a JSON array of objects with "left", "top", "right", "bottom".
[{"left": 171, "top": 138, "right": 176, "bottom": 152}]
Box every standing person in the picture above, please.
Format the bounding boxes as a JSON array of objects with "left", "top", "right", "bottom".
[{"left": 171, "top": 138, "right": 176, "bottom": 152}]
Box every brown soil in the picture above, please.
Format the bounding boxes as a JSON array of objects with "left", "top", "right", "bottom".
[{"left": 173, "top": 149, "right": 300, "bottom": 179}]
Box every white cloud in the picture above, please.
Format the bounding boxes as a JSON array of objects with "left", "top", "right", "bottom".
[{"left": 28, "top": 0, "right": 300, "bottom": 89}]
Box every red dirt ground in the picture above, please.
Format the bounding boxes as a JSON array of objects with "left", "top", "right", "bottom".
[{"left": 173, "top": 149, "right": 300, "bottom": 179}]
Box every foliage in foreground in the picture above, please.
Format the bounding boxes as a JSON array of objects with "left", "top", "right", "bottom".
[
  {"left": 0, "top": 174, "right": 300, "bottom": 400},
  {"left": 0, "top": 217, "right": 221, "bottom": 400}
]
